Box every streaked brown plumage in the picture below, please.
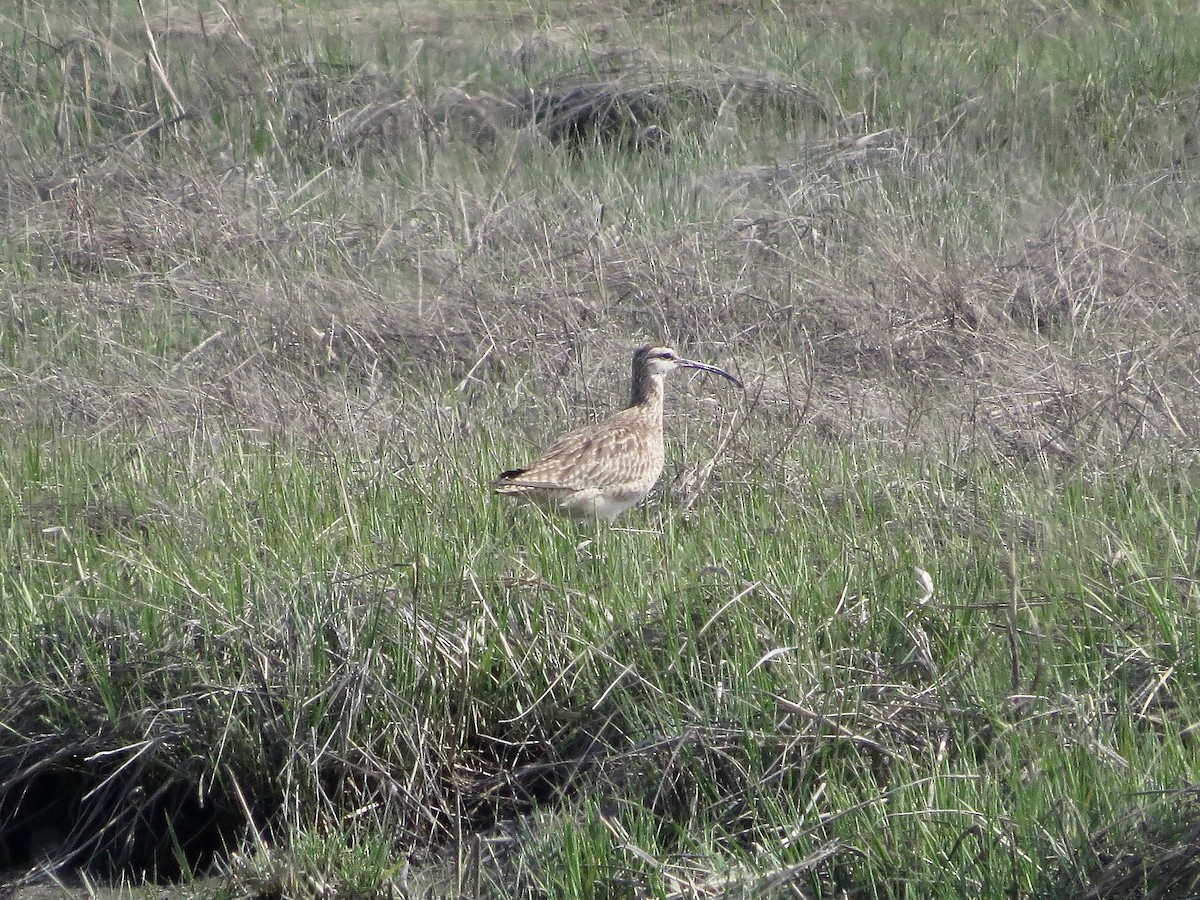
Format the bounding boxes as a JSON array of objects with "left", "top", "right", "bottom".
[{"left": 494, "top": 344, "right": 742, "bottom": 522}]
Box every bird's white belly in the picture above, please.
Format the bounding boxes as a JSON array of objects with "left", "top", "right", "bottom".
[{"left": 557, "top": 485, "right": 652, "bottom": 523}]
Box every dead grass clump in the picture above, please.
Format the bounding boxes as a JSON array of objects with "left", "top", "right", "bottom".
[
  {"left": 716, "top": 126, "right": 919, "bottom": 196},
  {"left": 999, "top": 212, "right": 1183, "bottom": 334},
  {"left": 1070, "top": 791, "right": 1200, "bottom": 899},
  {"left": 507, "top": 26, "right": 827, "bottom": 150},
  {"left": 509, "top": 25, "right": 620, "bottom": 77},
  {"left": 1096, "top": 643, "right": 1187, "bottom": 731},
  {"left": 763, "top": 206, "right": 1197, "bottom": 465},
  {"left": 9, "top": 163, "right": 253, "bottom": 278},
  {"left": 143, "top": 10, "right": 256, "bottom": 53},
  {"left": 324, "top": 87, "right": 519, "bottom": 159},
  {"left": 297, "top": 47, "right": 827, "bottom": 160},
  {"left": 515, "top": 65, "right": 827, "bottom": 150},
  {"left": 974, "top": 210, "right": 1200, "bottom": 465},
  {"left": 280, "top": 20, "right": 828, "bottom": 159},
  {"left": 23, "top": 495, "right": 166, "bottom": 544}
]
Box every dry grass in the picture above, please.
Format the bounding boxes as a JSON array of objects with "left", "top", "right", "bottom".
[{"left": 4, "top": 2, "right": 1198, "bottom": 469}]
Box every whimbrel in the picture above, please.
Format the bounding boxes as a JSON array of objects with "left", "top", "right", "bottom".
[{"left": 494, "top": 344, "right": 742, "bottom": 522}]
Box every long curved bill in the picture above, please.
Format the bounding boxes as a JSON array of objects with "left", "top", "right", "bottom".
[{"left": 678, "top": 358, "right": 743, "bottom": 389}]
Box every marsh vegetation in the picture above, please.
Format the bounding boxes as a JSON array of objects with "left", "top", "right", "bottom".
[{"left": 2, "top": 1, "right": 1200, "bottom": 896}]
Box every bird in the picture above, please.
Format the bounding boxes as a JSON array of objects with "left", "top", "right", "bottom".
[{"left": 494, "top": 344, "right": 742, "bottom": 522}]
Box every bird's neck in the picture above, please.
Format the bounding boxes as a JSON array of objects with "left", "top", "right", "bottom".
[{"left": 629, "top": 371, "right": 665, "bottom": 417}]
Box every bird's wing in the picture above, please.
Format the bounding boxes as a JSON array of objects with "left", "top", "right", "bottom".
[{"left": 497, "top": 417, "right": 654, "bottom": 491}]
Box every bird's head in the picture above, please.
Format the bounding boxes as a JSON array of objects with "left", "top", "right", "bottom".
[{"left": 633, "top": 344, "right": 742, "bottom": 387}]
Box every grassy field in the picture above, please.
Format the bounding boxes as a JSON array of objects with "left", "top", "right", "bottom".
[{"left": 2, "top": 0, "right": 1200, "bottom": 897}]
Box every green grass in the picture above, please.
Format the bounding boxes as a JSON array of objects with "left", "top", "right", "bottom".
[
  {"left": 3, "top": 0, "right": 1200, "bottom": 896},
  {"left": 3, "top": 421, "right": 1198, "bottom": 895}
]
